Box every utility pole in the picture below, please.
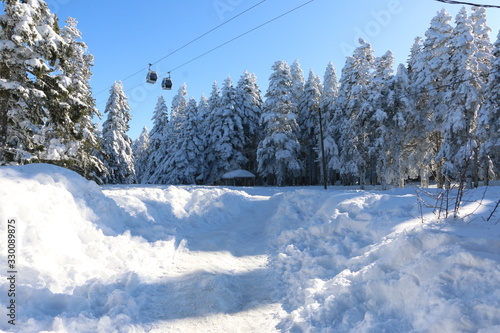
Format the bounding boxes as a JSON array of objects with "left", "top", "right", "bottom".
[{"left": 317, "top": 105, "right": 327, "bottom": 190}]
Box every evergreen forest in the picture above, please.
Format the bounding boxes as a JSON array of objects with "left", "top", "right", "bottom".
[{"left": 1, "top": 1, "right": 499, "bottom": 188}]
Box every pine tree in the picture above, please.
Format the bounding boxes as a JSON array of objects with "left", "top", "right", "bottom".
[
  {"left": 144, "top": 96, "right": 169, "bottom": 183},
  {"left": 470, "top": 6, "right": 493, "bottom": 85},
  {"left": 257, "top": 61, "right": 301, "bottom": 186},
  {"left": 412, "top": 9, "right": 454, "bottom": 187},
  {"left": 57, "top": 17, "right": 105, "bottom": 181},
  {"left": 152, "top": 83, "right": 188, "bottom": 184},
  {"left": 0, "top": 0, "right": 67, "bottom": 164},
  {"left": 334, "top": 39, "right": 375, "bottom": 188},
  {"left": 197, "top": 94, "right": 210, "bottom": 180},
  {"left": 165, "top": 98, "right": 203, "bottom": 184},
  {"left": 384, "top": 64, "right": 413, "bottom": 188},
  {"left": 205, "top": 76, "right": 247, "bottom": 184},
  {"left": 321, "top": 62, "right": 339, "bottom": 183},
  {"left": 201, "top": 81, "right": 221, "bottom": 183},
  {"left": 298, "top": 69, "right": 322, "bottom": 185},
  {"left": 470, "top": 6, "right": 494, "bottom": 186},
  {"left": 478, "top": 31, "right": 500, "bottom": 184},
  {"left": 133, "top": 127, "right": 149, "bottom": 183},
  {"left": 290, "top": 59, "right": 305, "bottom": 111},
  {"left": 407, "top": 37, "right": 423, "bottom": 77},
  {"left": 101, "top": 81, "right": 136, "bottom": 184},
  {"left": 438, "top": 8, "right": 482, "bottom": 188},
  {"left": 405, "top": 36, "right": 434, "bottom": 186},
  {"left": 236, "top": 70, "right": 262, "bottom": 174},
  {"left": 368, "top": 50, "right": 394, "bottom": 188}
]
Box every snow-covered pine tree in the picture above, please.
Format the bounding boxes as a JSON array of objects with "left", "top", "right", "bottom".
[
  {"left": 56, "top": 17, "right": 106, "bottom": 181},
  {"left": 207, "top": 81, "right": 221, "bottom": 113},
  {"left": 437, "top": 7, "right": 482, "bottom": 188},
  {"left": 0, "top": 0, "right": 67, "bottom": 164},
  {"left": 477, "top": 31, "right": 500, "bottom": 185},
  {"left": 201, "top": 81, "right": 221, "bottom": 183},
  {"left": 298, "top": 69, "right": 322, "bottom": 185},
  {"left": 144, "top": 95, "right": 169, "bottom": 184},
  {"left": 321, "top": 62, "right": 340, "bottom": 184},
  {"left": 165, "top": 97, "right": 203, "bottom": 184},
  {"left": 407, "top": 36, "right": 423, "bottom": 78},
  {"left": 290, "top": 59, "right": 305, "bottom": 111},
  {"left": 205, "top": 76, "right": 247, "bottom": 184},
  {"left": 413, "top": 9, "right": 454, "bottom": 188},
  {"left": 152, "top": 83, "right": 188, "bottom": 184},
  {"left": 367, "top": 51, "right": 394, "bottom": 188},
  {"left": 197, "top": 94, "right": 210, "bottom": 180},
  {"left": 470, "top": 6, "right": 493, "bottom": 86},
  {"left": 334, "top": 39, "right": 375, "bottom": 188},
  {"left": 384, "top": 64, "right": 413, "bottom": 188},
  {"left": 198, "top": 94, "right": 210, "bottom": 121},
  {"left": 257, "top": 60, "right": 301, "bottom": 186},
  {"left": 470, "top": 6, "right": 494, "bottom": 186},
  {"left": 236, "top": 71, "right": 262, "bottom": 174},
  {"left": 404, "top": 36, "right": 433, "bottom": 186},
  {"left": 101, "top": 81, "right": 136, "bottom": 184},
  {"left": 133, "top": 127, "right": 149, "bottom": 183}
]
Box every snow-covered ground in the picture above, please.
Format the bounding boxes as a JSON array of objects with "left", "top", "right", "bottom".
[{"left": 0, "top": 164, "right": 499, "bottom": 332}]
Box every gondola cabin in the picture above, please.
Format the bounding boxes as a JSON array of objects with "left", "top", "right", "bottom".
[
  {"left": 146, "top": 70, "right": 158, "bottom": 84},
  {"left": 162, "top": 77, "right": 173, "bottom": 90}
]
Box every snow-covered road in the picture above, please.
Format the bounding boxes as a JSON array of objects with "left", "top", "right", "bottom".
[{"left": 1, "top": 164, "right": 500, "bottom": 332}]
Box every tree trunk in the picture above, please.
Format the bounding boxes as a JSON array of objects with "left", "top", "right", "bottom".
[
  {"left": 420, "top": 166, "right": 429, "bottom": 188},
  {"left": 471, "top": 149, "right": 479, "bottom": 188},
  {"left": 0, "top": 95, "right": 8, "bottom": 163},
  {"left": 360, "top": 162, "right": 366, "bottom": 190},
  {"left": 0, "top": 60, "right": 10, "bottom": 163},
  {"left": 483, "top": 160, "right": 490, "bottom": 186}
]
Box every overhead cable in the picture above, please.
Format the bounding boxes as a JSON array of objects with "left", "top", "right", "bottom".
[
  {"left": 99, "top": 0, "right": 315, "bottom": 105},
  {"left": 152, "top": 0, "right": 267, "bottom": 67},
  {"left": 94, "top": 0, "right": 267, "bottom": 98},
  {"left": 163, "top": 0, "right": 315, "bottom": 75},
  {"left": 435, "top": 0, "right": 500, "bottom": 8}
]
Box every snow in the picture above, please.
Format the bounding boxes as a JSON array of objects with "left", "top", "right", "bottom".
[{"left": 1, "top": 164, "right": 499, "bottom": 332}]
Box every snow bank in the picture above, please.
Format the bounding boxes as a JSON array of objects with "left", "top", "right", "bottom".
[
  {"left": 0, "top": 164, "right": 281, "bottom": 332},
  {"left": 272, "top": 187, "right": 500, "bottom": 332},
  {"left": 0, "top": 165, "right": 179, "bottom": 331}
]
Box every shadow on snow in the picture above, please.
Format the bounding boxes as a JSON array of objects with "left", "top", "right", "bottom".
[{"left": 16, "top": 268, "right": 282, "bottom": 329}]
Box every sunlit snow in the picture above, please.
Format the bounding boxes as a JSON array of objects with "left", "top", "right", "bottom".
[{"left": 0, "top": 164, "right": 499, "bottom": 332}]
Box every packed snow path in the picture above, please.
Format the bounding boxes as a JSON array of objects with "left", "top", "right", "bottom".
[
  {"left": 1, "top": 164, "right": 500, "bottom": 332},
  {"left": 101, "top": 185, "right": 285, "bottom": 332}
]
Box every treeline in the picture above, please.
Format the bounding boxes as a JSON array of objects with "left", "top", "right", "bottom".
[
  {"left": 131, "top": 7, "right": 499, "bottom": 187},
  {"left": 1, "top": 2, "right": 499, "bottom": 188}
]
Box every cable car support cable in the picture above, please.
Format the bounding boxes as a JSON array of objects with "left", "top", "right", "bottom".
[
  {"left": 435, "top": 0, "right": 500, "bottom": 8},
  {"left": 93, "top": 0, "right": 267, "bottom": 98},
  {"left": 97, "top": 0, "right": 315, "bottom": 105},
  {"left": 152, "top": 0, "right": 267, "bottom": 67},
  {"left": 163, "top": 0, "right": 315, "bottom": 76}
]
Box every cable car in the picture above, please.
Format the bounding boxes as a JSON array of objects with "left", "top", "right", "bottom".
[
  {"left": 162, "top": 72, "right": 173, "bottom": 90},
  {"left": 146, "top": 64, "right": 158, "bottom": 84}
]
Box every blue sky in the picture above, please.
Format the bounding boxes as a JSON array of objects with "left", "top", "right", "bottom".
[{"left": 45, "top": 0, "right": 500, "bottom": 140}]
